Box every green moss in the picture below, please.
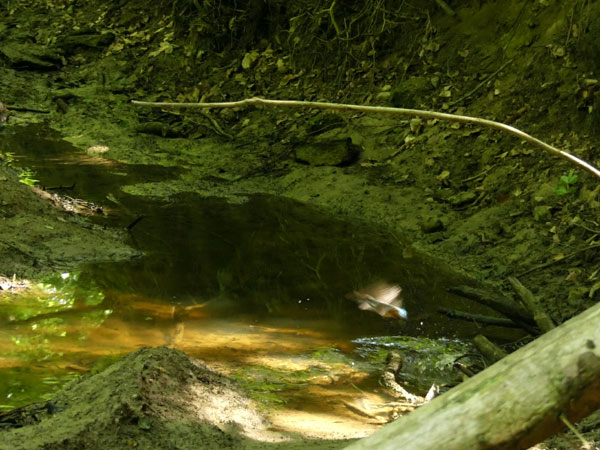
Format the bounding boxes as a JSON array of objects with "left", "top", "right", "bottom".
[{"left": 353, "top": 336, "right": 474, "bottom": 394}]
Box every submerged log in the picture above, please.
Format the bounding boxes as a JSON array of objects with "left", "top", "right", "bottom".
[
  {"left": 448, "top": 285, "right": 538, "bottom": 334},
  {"left": 344, "top": 302, "right": 600, "bottom": 450}
]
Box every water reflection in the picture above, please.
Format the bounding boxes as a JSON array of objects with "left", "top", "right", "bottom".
[
  {"left": 0, "top": 125, "right": 508, "bottom": 430},
  {"left": 0, "top": 124, "right": 488, "bottom": 338},
  {"left": 84, "top": 192, "right": 482, "bottom": 339}
]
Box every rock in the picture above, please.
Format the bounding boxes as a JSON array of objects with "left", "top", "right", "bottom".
[
  {"left": 447, "top": 191, "right": 477, "bottom": 207},
  {"left": 420, "top": 216, "right": 445, "bottom": 233},
  {"left": 56, "top": 32, "right": 116, "bottom": 54},
  {"left": 533, "top": 205, "right": 552, "bottom": 221},
  {"left": 136, "top": 121, "right": 184, "bottom": 138},
  {"left": 0, "top": 42, "right": 62, "bottom": 70},
  {"left": 390, "top": 77, "right": 432, "bottom": 108},
  {"left": 294, "top": 137, "right": 361, "bottom": 167}
]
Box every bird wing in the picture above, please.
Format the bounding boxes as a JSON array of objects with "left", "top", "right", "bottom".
[
  {"left": 357, "top": 296, "right": 378, "bottom": 311},
  {"left": 349, "top": 283, "right": 406, "bottom": 318},
  {"left": 368, "top": 283, "right": 402, "bottom": 306}
]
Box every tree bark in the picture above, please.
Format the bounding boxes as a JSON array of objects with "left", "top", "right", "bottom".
[{"left": 344, "top": 302, "right": 600, "bottom": 450}]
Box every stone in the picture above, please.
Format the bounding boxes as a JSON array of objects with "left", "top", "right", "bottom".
[
  {"left": 0, "top": 41, "right": 62, "bottom": 70},
  {"left": 294, "top": 137, "right": 361, "bottom": 167}
]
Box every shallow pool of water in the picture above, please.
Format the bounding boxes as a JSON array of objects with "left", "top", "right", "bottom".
[{"left": 0, "top": 125, "right": 509, "bottom": 428}]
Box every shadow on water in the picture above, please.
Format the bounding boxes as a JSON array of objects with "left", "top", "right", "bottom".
[
  {"left": 0, "top": 124, "right": 181, "bottom": 205},
  {"left": 87, "top": 192, "right": 481, "bottom": 339},
  {"left": 0, "top": 125, "right": 514, "bottom": 426}
]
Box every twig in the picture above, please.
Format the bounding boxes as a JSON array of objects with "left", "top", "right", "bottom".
[
  {"left": 516, "top": 243, "right": 600, "bottom": 277},
  {"left": 573, "top": 221, "right": 600, "bottom": 235},
  {"left": 508, "top": 277, "right": 555, "bottom": 333},
  {"left": 126, "top": 215, "right": 144, "bottom": 231},
  {"left": 438, "top": 307, "right": 520, "bottom": 328},
  {"left": 434, "top": 0, "right": 455, "bottom": 16},
  {"left": 382, "top": 137, "right": 420, "bottom": 162},
  {"left": 199, "top": 111, "right": 233, "bottom": 139},
  {"left": 325, "top": 0, "right": 342, "bottom": 36},
  {"left": 0, "top": 239, "right": 39, "bottom": 262},
  {"left": 131, "top": 97, "right": 600, "bottom": 179},
  {"left": 560, "top": 413, "right": 593, "bottom": 449},
  {"left": 473, "top": 334, "right": 508, "bottom": 363},
  {"left": 450, "top": 59, "right": 513, "bottom": 106},
  {"left": 453, "top": 362, "right": 475, "bottom": 378},
  {"left": 448, "top": 285, "right": 536, "bottom": 329},
  {"left": 459, "top": 164, "right": 496, "bottom": 184},
  {"left": 46, "top": 183, "right": 76, "bottom": 190}
]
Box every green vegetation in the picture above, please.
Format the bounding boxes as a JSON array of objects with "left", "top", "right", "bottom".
[
  {"left": 354, "top": 336, "right": 474, "bottom": 394},
  {"left": 555, "top": 169, "right": 579, "bottom": 196},
  {"left": 0, "top": 151, "right": 38, "bottom": 185},
  {"left": 0, "top": 151, "right": 15, "bottom": 165},
  {"left": 18, "top": 167, "right": 38, "bottom": 186}
]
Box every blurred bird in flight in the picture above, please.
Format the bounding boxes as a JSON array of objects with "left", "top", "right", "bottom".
[{"left": 349, "top": 283, "right": 407, "bottom": 319}]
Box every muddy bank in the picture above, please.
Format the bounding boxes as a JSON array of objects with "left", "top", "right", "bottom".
[
  {"left": 0, "top": 162, "right": 137, "bottom": 279},
  {"left": 0, "top": 347, "right": 351, "bottom": 450}
]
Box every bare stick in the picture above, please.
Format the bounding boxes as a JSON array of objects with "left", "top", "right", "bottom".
[
  {"left": 448, "top": 285, "right": 536, "bottom": 330},
  {"left": 434, "top": 0, "right": 456, "bottom": 16},
  {"left": 473, "top": 334, "right": 508, "bottom": 363},
  {"left": 508, "top": 276, "right": 556, "bottom": 333},
  {"left": 131, "top": 97, "right": 600, "bottom": 179},
  {"left": 438, "top": 307, "right": 520, "bottom": 328},
  {"left": 450, "top": 59, "right": 513, "bottom": 106},
  {"left": 517, "top": 242, "right": 600, "bottom": 277}
]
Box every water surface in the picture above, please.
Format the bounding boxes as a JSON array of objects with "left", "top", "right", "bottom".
[{"left": 0, "top": 125, "right": 508, "bottom": 431}]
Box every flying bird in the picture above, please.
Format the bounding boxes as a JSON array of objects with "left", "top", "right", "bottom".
[{"left": 349, "top": 283, "right": 407, "bottom": 319}]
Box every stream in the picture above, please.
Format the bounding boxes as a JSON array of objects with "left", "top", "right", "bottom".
[{"left": 0, "top": 125, "right": 513, "bottom": 433}]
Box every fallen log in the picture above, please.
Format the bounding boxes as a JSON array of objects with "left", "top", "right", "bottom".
[{"left": 344, "top": 302, "right": 600, "bottom": 450}]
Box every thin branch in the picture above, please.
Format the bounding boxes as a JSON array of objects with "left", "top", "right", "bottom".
[
  {"left": 326, "top": 0, "right": 342, "bottom": 36},
  {"left": 434, "top": 0, "right": 455, "bottom": 16},
  {"left": 517, "top": 242, "right": 600, "bottom": 277},
  {"left": 449, "top": 59, "right": 513, "bottom": 106},
  {"left": 508, "top": 276, "right": 555, "bottom": 333},
  {"left": 131, "top": 97, "right": 600, "bottom": 179},
  {"left": 437, "top": 307, "right": 520, "bottom": 328}
]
